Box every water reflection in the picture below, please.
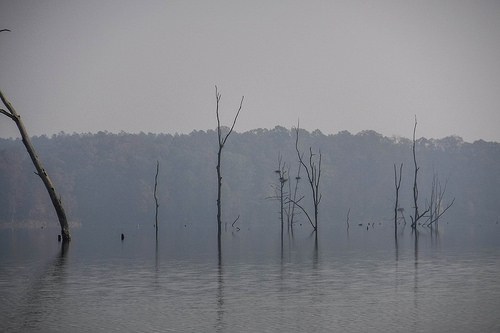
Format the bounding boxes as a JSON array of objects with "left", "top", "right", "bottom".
[
  {"left": 412, "top": 229, "right": 420, "bottom": 332},
  {"left": 18, "top": 241, "right": 69, "bottom": 332},
  {"left": 215, "top": 236, "right": 225, "bottom": 332},
  {"left": 1, "top": 223, "right": 500, "bottom": 332}
]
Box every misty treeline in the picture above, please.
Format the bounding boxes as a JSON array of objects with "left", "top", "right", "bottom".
[{"left": 0, "top": 127, "right": 499, "bottom": 228}]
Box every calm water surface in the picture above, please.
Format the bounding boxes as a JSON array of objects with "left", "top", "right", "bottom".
[{"left": 1, "top": 222, "right": 499, "bottom": 332}]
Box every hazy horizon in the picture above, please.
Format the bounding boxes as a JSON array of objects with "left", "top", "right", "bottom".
[{"left": 1, "top": 1, "right": 500, "bottom": 142}]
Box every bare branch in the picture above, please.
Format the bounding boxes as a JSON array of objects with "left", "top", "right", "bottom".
[
  {"left": 222, "top": 96, "right": 244, "bottom": 146},
  {"left": 427, "top": 198, "right": 455, "bottom": 225},
  {"left": 231, "top": 215, "right": 240, "bottom": 227},
  {"left": 286, "top": 197, "right": 315, "bottom": 229},
  {"left": 0, "top": 108, "right": 15, "bottom": 120}
]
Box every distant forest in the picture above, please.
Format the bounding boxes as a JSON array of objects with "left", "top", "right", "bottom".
[{"left": 1, "top": 127, "right": 499, "bottom": 229}]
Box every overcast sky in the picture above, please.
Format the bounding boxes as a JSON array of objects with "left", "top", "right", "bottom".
[{"left": 1, "top": 1, "right": 499, "bottom": 142}]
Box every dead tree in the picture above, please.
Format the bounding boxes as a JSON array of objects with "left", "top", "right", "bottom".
[
  {"left": 286, "top": 162, "right": 302, "bottom": 230},
  {"left": 154, "top": 160, "right": 160, "bottom": 239},
  {"left": 393, "top": 163, "right": 403, "bottom": 232},
  {"left": 410, "top": 117, "right": 428, "bottom": 229},
  {"left": 0, "top": 90, "right": 71, "bottom": 241},
  {"left": 269, "top": 153, "right": 288, "bottom": 232},
  {"left": 426, "top": 173, "right": 455, "bottom": 227},
  {"left": 215, "top": 86, "right": 244, "bottom": 237},
  {"left": 293, "top": 124, "right": 322, "bottom": 231}
]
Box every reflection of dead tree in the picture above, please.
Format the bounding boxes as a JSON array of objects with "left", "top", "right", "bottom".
[
  {"left": 410, "top": 117, "right": 428, "bottom": 229},
  {"left": 398, "top": 207, "right": 407, "bottom": 225},
  {"left": 215, "top": 86, "right": 244, "bottom": 237},
  {"left": 292, "top": 123, "right": 322, "bottom": 231},
  {"left": 393, "top": 163, "right": 403, "bottom": 232},
  {"left": 0, "top": 90, "right": 71, "bottom": 241},
  {"left": 426, "top": 173, "right": 455, "bottom": 227}
]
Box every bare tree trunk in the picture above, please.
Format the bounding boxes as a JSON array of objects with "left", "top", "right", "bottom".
[
  {"left": 410, "top": 117, "right": 428, "bottom": 229},
  {"left": 393, "top": 163, "right": 403, "bottom": 233},
  {"left": 289, "top": 162, "right": 302, "bottom": 229},
  {"left": 154, "top": 160, "right": 160, "bottom": 240},
  {"left": 346, "top": 208, "right": 351, "bottom": 231},
  {"left": 0, "top": 90, "right": 70, "bottom": 241},
  {"left": 269, "top": 153, "right": 288, "bottom": 233},
  {"left": 215, "top": 86, "right": 244, "bottom": 237}
]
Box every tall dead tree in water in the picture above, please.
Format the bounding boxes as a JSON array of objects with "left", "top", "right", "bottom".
[
  {"left": 286, "top": 162, "right": 302, "bottom": 231},
  {"left": 270, "top": 153, "right": 288, "bottom": 231},
  {"left": 393, "top": 163, "right": 403, "bottom": 232},
  {"left": 154, "top": 160, "right": 160, "bottom": 239},
  {"left": 410, "top": 117, "right": 428, "bottom": 229},
  {"left": 293, "top": 123, "right": 322, "bottom": 232},
  {"left": 215, "top": 86, "right": 244, "bottom": 237},
  {"left": 0, "top": 90, "right": 71, "bottom": 241}
]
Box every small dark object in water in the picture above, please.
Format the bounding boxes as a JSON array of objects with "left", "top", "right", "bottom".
[
  {"left": 121, "top": 233, "right": 125, "bottom": 241},
  {"left": 58, "top": 235, "right": 61, "bottom": 242}
]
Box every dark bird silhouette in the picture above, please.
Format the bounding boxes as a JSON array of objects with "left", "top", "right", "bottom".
[{"left": 0, "top": 29, "right": 11, "bottom": 32}]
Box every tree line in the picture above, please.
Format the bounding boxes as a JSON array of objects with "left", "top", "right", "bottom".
[{"left": 1, "top": 126, "right": 499, "bottom": 230}]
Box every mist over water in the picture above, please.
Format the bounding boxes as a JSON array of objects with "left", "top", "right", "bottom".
[{"left": 1, "top": 218, "right": 499, "bottom": 332}]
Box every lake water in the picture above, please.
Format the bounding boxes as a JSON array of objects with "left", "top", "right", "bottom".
[{"left": 1, "top": 221, "right": 500, "bottom": 332}]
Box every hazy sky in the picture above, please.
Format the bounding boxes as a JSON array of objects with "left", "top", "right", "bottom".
[{"left": 1, "top": 1, "right": 500, "bottom": 142}]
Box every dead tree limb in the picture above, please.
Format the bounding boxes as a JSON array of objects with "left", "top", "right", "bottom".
[
  {"left": 286, "top": 195, "right": 315, "bottom": 229},
  {"left": 215, "top": 86, "right": 244, "bottom": 237},
  {"left": 0, "top": 90, "right": 70, "bottom": 241}
]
